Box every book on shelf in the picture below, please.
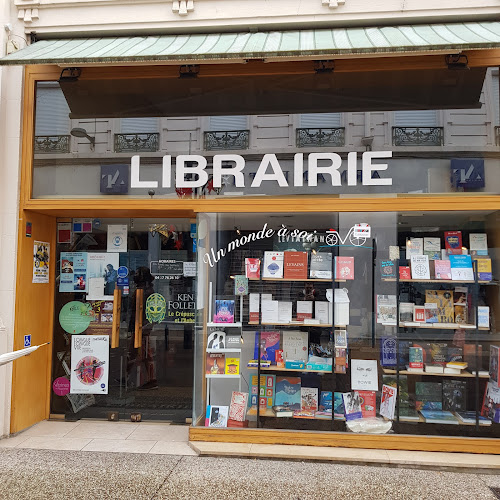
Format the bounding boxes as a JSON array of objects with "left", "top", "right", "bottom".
[
  {"left": 245, "top": 258, "right": 261, "bottom": 279},
  {"left": 334, "top": 329, "right": 348, "bottom": 348},
  {"left": 343, "top": 392, "right": 363, "bottom": 421},
  {"left": 274, "top": 376, "right": 301, "bottom": 410},
  {"left": 490, "top": 345, "right": 500, "bottom": 387},
  {"left": 205, "top": 405, "right": 229, "bottom": 428},
  {"left": 234, "top": 275, "right": 249, "bottom": 295},
  {"left": 272, "top": 405, "right": 294, "bottom": 417},
  {"left": 225, "top": 357, "right": 240, "bottom": 375},
  {"left": 474, "top": 256, "right": 492, "bottom": 281},
  {"left": 277, "top": 301, "right": 293, "bottom": 324},
  {"left": 424, "top": 303, "right": 439, "bottom": 323},
  {"left": 226, "top": 333, "right": 241, "bottom": 349},
  {"left": 434, "top": 259, "right": 452, "bottom": 280},
  {"left": 207, "top": 331, "right": 226, "bottom": 350},
  {"left": 285, "top": 360, "right": 306, "bottom": 369},
  {"left": 425, "top": 290, "right": 454, "bottom": 323},
  {"left": 296, "top": 301, "right": 313, "bottom": 321},
  {"left": 416, "top": 382, "right": 443, "bottom": 411},
  {"left": 318, "top": 391, "right": 332, "bottom": 416},
  {"left": 478, "top": 306, "right": 490, "bottom": 329},
  {"left": 425, "top": 364, "right": 444, "bottom": 374},
  {"left": 334, "top": 392, "right": 345, "bottom": 419},
  {"left": 383, "top": 374, "right": 410, "bottom": 408},
  {"left": 250, "top": 374, "right": 276, "bottom": 410},
  {"left": 335, "top": 256, "right": 354, "bottom": 280},
  {"left": 414, "top": 305, "right": 426, "bottom": 322},
  {"left": 399, "top": 266, "right": 411, "bottom": 280},
  {"left": 398, "top": 408, "right": 420, "bottom": 421},
  {"left": 424, "top": 237, "right": 441, "bottom": 260},
  {"left": 444, "top": 231, "right": 462, "bottom": 255},
  {"left": 275, "top": 349, "right": 284, "bottom": 368},
  {"left": 430, "top": 342, "right": 448, "bottom": 366},
  {"left": 314, "top": 301, "right": 329, "bottom": 324},
  {"left": 309, "top": 252, "right": 332, "bottom": 279},
  {"left": 249, "top": 293, "right": 260, "bottom": 323},
  {"left": 469, "top": 233, "right": 488, "bottom": 256},
  {"left": 380, "top": 337, "right": 397, "bottom": 367},
  {"left": 399, "top": 302, "right": 414, "bottom": 323},
  {"left": 446, "top": 361, "right": 468, "bottom": 370},
  {"left": 419, "top": 410, "right": 459, "bottom": 425},
  {"left": 213, "top": 300, "right": 235, "bottom": 323},
  {"left": 263, "top": 251, "right": 284, "bottom": 279},
  {"left": 376, "top": 294, "right": 397, "bottom": 324},
  {"left": 301, "top": 387, "right": 319, "bottom": 412},
  {"left": 306, "top": 356, "right": 332, "bottom": 371},
  {"left": 380, "top": 260, "right": 396, "bottom": 279},
  {"left": 379, "top": 384, "right": 397, "bottom": 420},
  {"left": 447, "top": 347, "right": 463, "bottom": 363},
  {"left": 206, "top": 353, "right": 226, "bottom": 375},
  {"left": 247, "top": 359, "right": 271, "bottom": 368},
  {"left": 442, "top": 380, "right": 467, "bottom": 412},
  {"left": 334, "top": 348, "right": 347, "bottom": 373},
  {"left": 229, "top": 391, "right": 248, "bottom": 422},
  {"left": 261, "top": 299, "right": 279, "bottom": 323},
  {"left": 356, "top": 390, "right": 376, "bottom": 418},
  {"left": 283, "top": 251, "right": 308, "bottom": 280},
  {"left": 293, "top": 410, "right": 315, "bottom": 419},
  {"left": 449, "top": 254, "right": 474, "bottom": 281},
  {"left": 410, "top": 254, "right": 430, "bottom": 280},
  {"left": 481, "top": 381, "right": 500, "bottom": 423},
  {"left": 456, "top": 411, "right": 491, "bottom": 425},
  {"left": 389, "top": 245, "right": 400, "bottom": 260},
  {"left": 406, "top": 237, "right": 423, "bottom": 259},
  {"left": 253, "top": 331, "right": 280, "bottom": 364},
  {"left": 283, "top": 331, "right": 308, "bottom": 363},
  {"left": 409, "top": 346, "right": 424, "bottom": 369}
]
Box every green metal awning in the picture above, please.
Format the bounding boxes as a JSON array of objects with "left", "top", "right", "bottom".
[{"left": 2, "top": 21, "right": 500, "bottom": 66}]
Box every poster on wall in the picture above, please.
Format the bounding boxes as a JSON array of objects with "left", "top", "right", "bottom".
[
  {"left": 86, "top": 300, "right": 114, "bottom": 335},
  {"left": 70, "top": 335, "right": 109, "bottom": 394},
  {"left": 60, "top": 252, "right": 88, "bottom": 292},
  {"left": 32, "top": 241, "right": 50, "bottom": 283},
  {"left": 350, "top": 359, "right": 379, "bottom": 391},
  {"left": 87, "top": 253, "right": 119, "bottom": 300},
  {"left": 107, "top": 224, "right": 128, "bottom": 252}
]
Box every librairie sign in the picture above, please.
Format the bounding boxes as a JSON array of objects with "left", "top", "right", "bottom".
[{"left": 130, "top": 152, "right": 393, "bottom": 189}]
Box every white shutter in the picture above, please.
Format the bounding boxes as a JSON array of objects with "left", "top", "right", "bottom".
[
  {"left": 492, "top": 73, "right": 499, "bottom": 126},
  {"left": 120, "top": 117, "right": 159, "bottom": 133},
  {"left": 209, "top": 115, "right": 247, "bottom": 131},
  {"left": 35, "top": 84, "right": 70, "bottom": 135},
  {"left": 394, "top": 110, "right": 439, "bottom": 127},
  {"left": 299, "top": 113, "right": 342, "bottom": 128}
]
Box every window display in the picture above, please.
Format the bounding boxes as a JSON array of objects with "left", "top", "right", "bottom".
[{"left": 193, "top": 211, "right": 500, "bottom": 437}]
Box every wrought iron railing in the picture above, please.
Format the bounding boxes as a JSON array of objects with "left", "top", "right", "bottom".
[
  {"left": 114, "top": 133, "right": 159, "bottom": 153},
  {"left": 34, "top": 135, "right": 70, "bottom": 154},
  {"left": 392, "top": 127, "right": 444, "bottom": 146},
  {"left": 296, "top": 128, "right": 345, "bottom": 148},
  {"left": 204, "top": 130, "right": 250, "bottom": 151},
  {"left": 495, "top": 126, "right": 500, "bottom": 146}
]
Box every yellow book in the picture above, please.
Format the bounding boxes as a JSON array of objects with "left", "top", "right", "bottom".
[
  {"left": 425, "top": 290, "right": 454, "bottom": 323},
  {"left": 225, "top": 357, "right": 240, "bottom": 375}
]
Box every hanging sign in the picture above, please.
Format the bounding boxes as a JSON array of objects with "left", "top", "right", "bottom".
[{"left": 150, "top": 260, "right": 184, "bottom": 279}]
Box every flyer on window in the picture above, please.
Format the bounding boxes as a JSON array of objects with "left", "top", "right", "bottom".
[
  {"left": 70, "top": 335, "right": 109, "bottom": 394},
  {"left": 32, "top": 241, "right": 50, "bottom": 283},
  {"left": 60, "top": 252, "right": 88, "bottom": 292},
  {"left": 87, "top": 252, "right": 119, "bottom": 300}
]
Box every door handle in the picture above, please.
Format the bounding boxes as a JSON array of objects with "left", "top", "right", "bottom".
[
  {"left": 135, "top": 288, "right": 144, "bottom": 348},
  {"left": 111, "top": 287, "right": 121, "bottom": 348}
]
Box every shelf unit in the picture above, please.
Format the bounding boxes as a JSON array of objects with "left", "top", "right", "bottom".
[
  {"left": 248, "top": 277, "right": 347, "bottom": 283},
  {"left": 248, "top": 365, "right": 333, "bottom": 374},
  {"left": 206, "top": 348, "right": 242, "bottom": 354},
  {"left": 382, "top": 368, "right": 489, "bottom": 379}
]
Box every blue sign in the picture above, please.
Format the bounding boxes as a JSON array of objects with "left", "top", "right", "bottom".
[
  {"left": 451, "top": 158, "right": 485, "bottom": 189},
  {"left": 190, "top": 223, "right": 196, "bottom": 238},
  {"left": 24, "top": 334, "right": 31, "bottom": 348},
  {"left": 192, "top": 238, "right": 197, "bottom": 253},
  {"left": 117, "top": 277, "right": 129, "bottom": 287},
  {"left": 100, "top": 164, "right": 129, "bottom": 194},
  {"left": 117, "top": 266, "right": 129, "bottom": 278}
]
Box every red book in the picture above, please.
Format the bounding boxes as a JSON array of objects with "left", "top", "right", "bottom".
[
  {"left": 283, "top": 251, "right": 308, "bottom": 279},
  {"left": 335, "top": 256, "right": 354, "bottom": 280},
  {"left": 275, "top": 349, "right": 284, "bottom": 368},
  {"left": 245, "top": 258, "right": 261, "bottom": 278},
  {"left": 399, "top": 266, "right": 411, "bottom": 279},
  {"left": 445, "top": 231, "right": 462, "bottom": 255},
  {"left": 356, "top": 390, "right": 376, "bottom": 418},
  {"left": 414, "top": 306, "right": 425, "bottom": 322}
]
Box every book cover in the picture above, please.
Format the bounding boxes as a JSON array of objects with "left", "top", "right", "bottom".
[
  {"left": 425, "top": 290, "right": 454, "bottom": 323},
  {"left": 228, "top": 391, "right": 248, "bottom": 422},
  {"left": 334, "top": 392, "right": 345, "bottom": 419},
  {"left": 309, "top": 252, "right": 332, "bottom": 279},
  {"left": 424, "top": 303, "right": 438, "bottom": 323},
  {"left": 380, "top": 260, "right": 396, "bottom": 279},
  {"left": 379, "top": 384, "right": 397, "bottom": 420},
  {"left": 399, "top": 266, "right": 411, "bottom": 280},
  {"left": 478, "top": 306, "right": 490, "bottom": 329},
  {"left": 296, "top": 301, "right": 313, "bottom": 321},
  {"left": 406, "top": 237, "right": 423, "bottom": 259},
  {"left": 415, "top": 381, "right": 443, "bottom": 411},
  {"left": 469, "top": 233, "right": 488, "bottom": 254},
  {"left": 453, "top": 287, "right": 468, "bottom": 305},
  {"left": 206, "top": 405, "right": 229, "bottom": 427},
  {"left": 430, "top": 343, "right": 448, "bottom": 366},
  {"left": 253, "top": 331, "right": 280, "bottom": 363},
  {"left": 275, "top": 349, "right": 284, "bottom": 368},
  {"left": 490, "top": 345, "right": 500, "bottom": 387},
  {"left": 383, "top": 374, "right": 410, "bottom": 408},
  {"left": 225, "top": 333, "right": 241, "bottom": 349},
  {"left": 261, "top": 299, "right": 279, "bottom": 324},
  {"left": 474, "top": 256, "right": 492, "bottom": 281},
  {"left": 434, "top": 260, "right": 452, "bottom": 280},
  {"left": 454, "top": 305, "right": 467, "bottom": 324},
  {"left": 319, "top": 391, "right": 332, "bottom": 414},
  {"left": 245, "top": 258, "right": 261, "bottom": 278},
  {"left": 389, "top": 245, "right": 400, "bottom": 260},
  {"left": 263, "top": 251, "right": 284, "bottom": 279},
  {"left": 445, "top": 231, "right": 463, "bottom": 255},
  {"left": 481, "top": 381, "right": 500, "bottom": 423},
  {"left": 376, "top": 295, "right": 397, "bottom": 324},
  {"left": 274, "top": 376, "right": 301, "bottom": 410},
  {"left": 411, "top": 254, "right": 430, "bottom": 280},
  {"left": 449, "top": 254, "right": 474, "bottom": 281},
  {"left": 213, "top": 300, "right": 235, "bottom": 323},
  {"left": 420, "top": 410, "right": 458, "bottom": 424},
  {"left": 225, "top": 357, "right": 240, "bottom": 375},
  {"left": 414, "top": 305, "right": 426, "bottom": 322},
  {"left": 447, "top": 347, "right": 463, "bottom": 363},
  {"left": 335, "top": 256, "right": 354, "bottom": 280},
  {"left": 207, "top": 331, "right": 226, "bottom": 350},
  {"left": 283, "top": 251, "right": 308, "bottom": 280},
  {"left": 278, "top": 301, "right": 293, "bottom": 324},
  {"left": 356, "top": 390, "right": 376, "bottom": 418},
  {"left": 206, "top": 353, "right": 225, "bottom": 375},
  {"left": 301, "top": 387, "right": 319, "bottom": 412},
  {"left": 250, "top": 374, "right": 276, "bottom": 409},
  {"left": 442, "top": 380, "right": 467, "bottom": 411},
  {"left": 283, "top": 331, "right": 308, "bottom": 363},
  {"left": 343, "top": 392, "right": 362, "bottom": 421},
  {"left": 424, "top": 237, "right": 441, "bottom": 260},
  {"left": 409, "top": 346, "right": 424, "bottom": 369},
  {"left": 399, "top": 302, "right": 415, "bottom": 323},
  {"left": 249, "top": 293, "right": 260, "bottom": 323},
  {"left": 334, "top": 348, "right": 347, "bottom": 374},
  {"left": 334, "top": 329, "right": 348, "bottom": 348},
  {"left": 425, "top": 364, "right": 444, "bottom": 374},
  {"left": 314, "top": 301, "right": 329, "bottom": 324},
  {"left": 456, "top": 411, "right": 491, "bottom": 425},
  {"left": 234, "top": 275, "right": 249, "bottom": 295}
]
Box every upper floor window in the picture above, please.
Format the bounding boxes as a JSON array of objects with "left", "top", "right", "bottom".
[
  {"left": 394, "top": 110, "right": 439, "bottom": 127},
  {"left": 297, "top": 113, "right": 344, "bottom": 147},
  {"left": 120, "top": 117, "right": 159, "bottom": 133},
  {"left": 299, "top": 113, "right": 342, "bottom": 128},
  {"left": 393, "top": 110, "right": 443, "bottom": 146},
  {"left": 208, "top": 115, "right": 248, "bottom": 131},
  {"left": 492, "top": 72, "right": 499, "bottom": 126},
  {"left": 205, "top": 115, "right": 249, "bottom": 150},
  {"left": 115, "top": 117, "right": 160, "bottom": 153}
]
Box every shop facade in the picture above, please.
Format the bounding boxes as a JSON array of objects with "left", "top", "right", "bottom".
[{"left": 1, "top": 1, "right": 500, "bottom": 454}]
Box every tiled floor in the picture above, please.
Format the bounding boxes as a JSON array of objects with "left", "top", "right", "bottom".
[{"left": 0, "top": 420, "right": 197, "bottom": 456}]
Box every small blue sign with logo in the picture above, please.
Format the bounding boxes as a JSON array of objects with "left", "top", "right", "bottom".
[
  {"left": 24, "top": 334, "right": 31, "bottom": 348},
  {"left": 117, "top": 266, "right": 129, "bottom": 278},
  {"left": 451, "top": 158, "right": 485, "bottom": 189}
]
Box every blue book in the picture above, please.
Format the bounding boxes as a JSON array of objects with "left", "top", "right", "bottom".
[
  {"left": 274, "top": 376, "right": 301, "bottom": 410},
  {"left": 380, "top": 337, "right": 397, "bottom": 367},
  {"left": 449, "top": 255, "right": 474, "bottom": 281},
  {"left": 420, "top": 410, "right": 458, "bottom": 424},
  {"left": 319, "top": 391, "right": 332, "bottom": 412},
  {"left": 380, "top": 260, "right": 396, "bottom": 279},
  {"left": 334, "top": 392, "right": 345, "bottom": 419}
]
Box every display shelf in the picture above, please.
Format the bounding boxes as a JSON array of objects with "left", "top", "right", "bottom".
[
  {"left": 248, "top": 321, "right": 342, "bottom": 327},
  {"left": 205, "top": 374, "right": 241, "bottom": 379},
  {"left": 248, "top": 277, "right": 346, "bottom": 283},
  {"left": 382, "top": 322, "right": 489, "bottom": 331},
  {"left": 382, "top": 278, "right": 495, "bottom": 285},
  {"left": 248, "top": 365, "right": 333, "bottom": 374},
  {"left": 206, "top": 348, "right": 241, "bottom": 353},
  {"left": 382, "top": 368, "right": 489, "bottom": 378},
  {"left": 207, "top": 322, "right": 242, "bottom": 328},
  {"left": 247, "top": 407, "right": 337, "bottom": 420}
]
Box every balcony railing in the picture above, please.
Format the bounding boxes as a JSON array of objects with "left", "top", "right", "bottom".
[
  {"left": 34, "top": 135, "right": 70, "bottom": 154},
  {"left": 392, "top": 127, "right": 444, "bottom": 146},
  {"left": 204, "top": 130, "right": 249, "bottom": 151},
  {"left": 296, "top": 127, "right": 345, "bottom": 148},
  {"left": 114, "top": 133, "right": 159, "bottom": 153},
  {"left": 495, "top": 126, "right": 500, "bottom": 146}
]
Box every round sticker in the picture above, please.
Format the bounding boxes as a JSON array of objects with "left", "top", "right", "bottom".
[
  {"left": 117, "top": 266, "right": 129, "bottom": 278},
  {"left": 59, "top": 301, "right": 92, "bottom": 334},
  {"left": 52, "top": 376, "right": 70, "bottom": 396},
  {"left": 145, "top": 293, "right": 166, "bottom": 323}
]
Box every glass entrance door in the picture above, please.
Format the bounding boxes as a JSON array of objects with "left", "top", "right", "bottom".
[{"left": 51, "top": 218, "right": 196, "bottom": 423}]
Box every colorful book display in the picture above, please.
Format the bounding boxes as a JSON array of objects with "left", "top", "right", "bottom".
[
  {"left": 444, "top": 231, "right": 462, "bottom": 255},
  {"left": 449, "top": 254, "right": 474, "bottom": 281},
  {"left": 335, "top": 256, "right": 354, "bottom": 280},
  {"left": 251, "top": 374, "right": 276, "bottom": 409},
  {"left": 206, "top": 353, "right": 225, "bottom": 375},
  {"left": 274, "top": 376, "right": 301, "bottom": 410},
  {"left": 213, "top": 300, "right": 235, "bottom": 323},
  {"left": 228, "top": 391, "right": 248, "bottom": 422},
  {"left": 434, "top": 260, "right": 451, "bottom": 280}
]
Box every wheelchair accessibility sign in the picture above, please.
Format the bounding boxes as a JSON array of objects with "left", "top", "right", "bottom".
[{"left": 24, "top": 334, "right": 31, "bottom": 347}]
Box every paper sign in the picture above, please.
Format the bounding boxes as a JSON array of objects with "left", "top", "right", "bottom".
[
  {"left": 57, "top": 222, "right": 72, "bottom": 244},
  {"left": 60, "top": 252, "right": 88, "bottom": 292},
  {"left": 87, "top": 253, "right": 119, "bottom": 300},
  {"left": 380, "top": 384, "right": 397, "bottom": 420},
  {"left": 183, "top": 261, "right": 197, "bottom": 277},
  {"left": 73, "top": 218, "right": 92, "bottom": 233},
  {"left": 33, "top": 241, "right": 50, "bottom": 283},
  {"left": 70, "top": 335, "right": 109, "bottom": 394},
  {"left": 59, "top": 301, "right": 93, "bottom": 334},
  {"left": 353, "top": 223, "right": 371, "bottom": 238},
  {"left": 107, "top": 224, "right": 128, "bottom": 252},
  {"left": 351, "top": 359, "right": 379, "bottom": 391}
]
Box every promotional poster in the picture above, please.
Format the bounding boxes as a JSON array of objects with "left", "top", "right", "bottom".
[{"left": 70, "top": 335, "right": 109, "bottom": 394}]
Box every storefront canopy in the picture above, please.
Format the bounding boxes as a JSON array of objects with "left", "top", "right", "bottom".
[{"left": 1, "top": 22, "right": 500, "bottom": 66}]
